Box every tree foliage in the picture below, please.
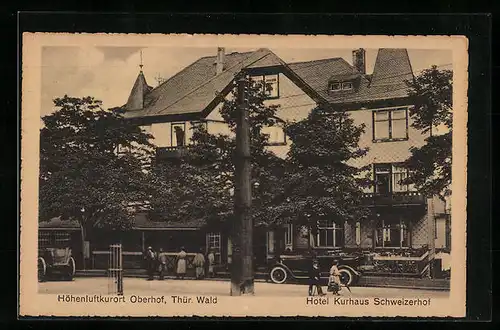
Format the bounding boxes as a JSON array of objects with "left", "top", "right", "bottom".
[
  {"left": 265, "top": 108, "right": 371, "bottom": 232},
  {"left": 39, "top": 96, "right": 155, "bottom": 235},
  {"left": 151, "top": 77, "right": 286, "bottom": 228},
  {"left": 403, "top": 66, "right": 453, "bottom": 197},
  {"left": 406, "top": 65, "right": 453, "bottom": 135}
]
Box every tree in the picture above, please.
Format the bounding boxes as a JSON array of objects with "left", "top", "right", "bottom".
[
  {"left": 39, "top": 96, "right": 155, "bottom": 268},
  {"left": 403, "top": 66, "right": 453, "bottom": 197},
  {"left": 267, "top": 107, "right": 371, "bottom": 240},
  {"left": 151, "top": 77, "right": 285, "bottom": 227}
]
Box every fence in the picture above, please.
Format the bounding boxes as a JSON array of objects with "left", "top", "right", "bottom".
[
  {"left": 361, "top": 251, "right": 431, "bottom": 277},
  {"left": 108, "top": 244, "right": 123, "bottom": 295}
]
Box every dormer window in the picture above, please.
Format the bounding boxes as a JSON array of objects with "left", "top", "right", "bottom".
[
  {"left": 329, "top": 82, "right": 341, "bottom": 91},
  {"left": 342, "top": 82, "right": 353, "bottom": 90},
  {"left": 328, "top": 81, "right": 354, "bottom": 92}
]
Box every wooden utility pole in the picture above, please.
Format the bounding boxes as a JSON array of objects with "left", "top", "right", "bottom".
[{"left": 230, "top": 73, "right": 254, "bottom": 296}]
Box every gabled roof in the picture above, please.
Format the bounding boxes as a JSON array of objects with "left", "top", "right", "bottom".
[
  {"left": 124, "top": 48, "right": 291, "bottom": 119},
  {"left": 122, "top": 48, "right": 415, "bottom": 119}
]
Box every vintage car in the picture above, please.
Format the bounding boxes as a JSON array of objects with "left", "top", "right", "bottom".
[
  {"left": 268, "top": 251, "right": 369, "bottom": 286},
  {"left": 38, "top": 247, "right": 76, "bottom": 282}
]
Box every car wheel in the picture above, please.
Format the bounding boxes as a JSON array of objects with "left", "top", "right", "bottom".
[
  {"left": 65, "top": 257, "right": 76, "bottom": 280},
  {"left": 38, "top": 257, "right": 47, "bottom": 282},
  {"left": 269, "top": 266, "right": 288, "bottom": 284},
  {"left": 338, "top": 268, "right": 355, "bottom": 286}
]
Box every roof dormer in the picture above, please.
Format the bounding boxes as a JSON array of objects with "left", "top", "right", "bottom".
[{"left": 327, "top": 73, "right": 360, "bottom": 94}]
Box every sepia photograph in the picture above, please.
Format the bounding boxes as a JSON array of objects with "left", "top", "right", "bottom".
[{"left": 20, "top": 33, "right": 468, "bottom": 317}]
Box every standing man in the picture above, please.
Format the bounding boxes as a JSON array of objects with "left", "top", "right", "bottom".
[
  {"left": 144, "top": 246, "right": 156, "bottom": 281},
  {"left": 308, "top": 259, "right": 325, "bottom": 296},
  {"left": 157, "top": 248, "right": 168, "bottom": 280}
]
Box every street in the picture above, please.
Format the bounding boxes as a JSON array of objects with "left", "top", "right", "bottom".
[{"left": 39, "top": 277, "right": 449, "bottom": 298}]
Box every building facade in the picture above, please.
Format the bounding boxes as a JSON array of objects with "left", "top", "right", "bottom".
[{"left": 40, "top": 47, "right": 451, "bottom": 275}]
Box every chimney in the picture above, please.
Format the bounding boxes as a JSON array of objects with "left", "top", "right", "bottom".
[
  {"left": 352, "top": 48, "right": 366, "bottom": 74},
  {"left": 216, "top": 47, "right": 225, "bottom": 75}
]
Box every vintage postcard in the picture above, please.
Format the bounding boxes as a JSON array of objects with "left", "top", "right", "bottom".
[{"left": 20, "top": 33, "right": 468, "bottom": 318}]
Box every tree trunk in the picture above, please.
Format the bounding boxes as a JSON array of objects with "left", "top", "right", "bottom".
[{"left": 230, "top": 74, "right": 254, "bottom": 296}]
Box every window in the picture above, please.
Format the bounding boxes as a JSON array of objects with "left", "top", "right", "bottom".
[
  {"left": 262, "top": 125, "right": 287, "bottom": 145},
  {"left": 355, "top": 222, "right": 361, "bottom": 245},
  {"left": 206, "top": 232, "right": 221, "bottom": 263},
  {"left": 250, "top": 74, "right": 279, "bottom": 99},
  {"left": 38, "top": 231, "right": 71, "bottom": 248},
  {"left": 373, "top": 107, "right": 409, "bottom": 141},
  {"left": 392, "top": 165, "right": 415, "bottom": 192},
  {"left": 141, "top": 125, "right": 152, "bottom": 134},
  {"left": 191, "top": 121, "right": 208, "bottom": 131},
  {"left": 375, "top": 218, "right": 410, "bottom": 248},
  {"left": 374, "top": 164, "right": 416, "bottom": 195},
  {"left": 316, "top": 220, "right": 343, "bottom": 248},
  {"left": 329, "top": 82, "right": 341, "bottom": 91},
  {"left": 264, "top": 75, "right": 279, "bottom": 98},
  {"left": 266, "top": 231, "right": 275, "bottom": 254},
  {"left": 391, "top": 108, "right": 407, "bottom": 139},
  {"left": 38, "top": 232, "right": 50, "bottom": 248},
  {"left": 171, "top": 123, "right": 186, "bottom": 147},
  {"left": 374, "top": 164, "right": 391, "bottom": 195},
  {"left": 329, "top": 81, "right": 353, "bottom": 92},
  {"left": 342, "top": 82, "right": 353, "bottom": 90},
  {"left": 284, "top": 224, "right": 293, "bottom": 248}
]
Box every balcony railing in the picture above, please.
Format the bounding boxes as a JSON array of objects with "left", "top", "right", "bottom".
[
  {"left": 362, "top": 191, "right": 426, "bottom": 206},
  {"left": 156, "top": 146, "right": 190, "bottom": 159}
]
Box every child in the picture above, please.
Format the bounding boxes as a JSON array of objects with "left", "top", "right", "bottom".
[
  {"left": 328, "top": 260, "right": 342, "bottom": 295},
  {"left": 308, "top": 259, "right": 325, "bottom": 296}
]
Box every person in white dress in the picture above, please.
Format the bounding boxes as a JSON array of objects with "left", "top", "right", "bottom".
[
  {"left": 207, "top": 249, "right": 215, "bottom": 278},
  {"left": 176, "top": 247, "right": 187, "bottom": 279},
  {"left": 328, "top": 260, "right": 342, "bottom": 295}
]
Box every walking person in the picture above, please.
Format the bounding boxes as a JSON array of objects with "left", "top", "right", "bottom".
[
  {"left": 157, "top": 248, "right": 168, "bottom": 280},
  {"left": 328, "top": 259, "right": 342, "bottom": 295},
  {"left": 193, "top": 248, "right": 206, "bottom": 280},
  {"left": 207, "top": 248, "right": 216, "bottom": 278},
  {"left": 176, "top": 247, "right": 187, "bottom": 280},
  {"left": 308, "top": 259, "right": 325, "bottom": 296},
  {"left": 144, "top": 246, "right": 156, "bottom": 281}
]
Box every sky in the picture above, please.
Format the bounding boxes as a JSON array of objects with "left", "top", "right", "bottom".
[{"left": 40, "top": 46, "right": 453, "bottom": 118}]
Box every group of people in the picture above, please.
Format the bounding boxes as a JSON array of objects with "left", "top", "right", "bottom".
[
  {"left": 308, "top": 259, "right": 342, "bottom": 296},
  {"left": 143, "top": 246, "right": 216, "bottom": 281}
]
